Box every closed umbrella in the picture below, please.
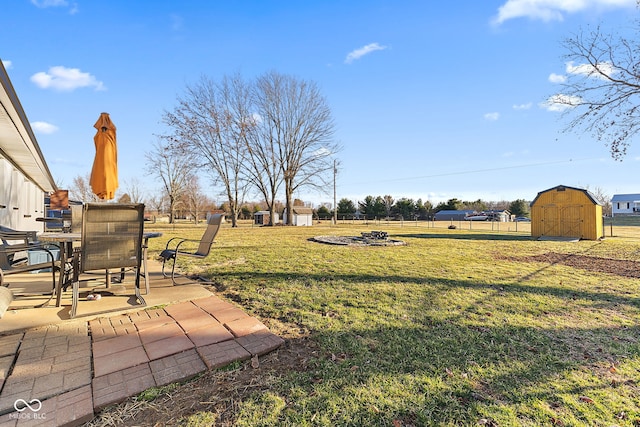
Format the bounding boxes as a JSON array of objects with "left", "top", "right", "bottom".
[{"left": 90, "top": 112, "right": 118, "bottom": 200}]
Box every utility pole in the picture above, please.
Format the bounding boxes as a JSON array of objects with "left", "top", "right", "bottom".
[{"left": 333, "top": 159, "right": 337, "bottom": 225}]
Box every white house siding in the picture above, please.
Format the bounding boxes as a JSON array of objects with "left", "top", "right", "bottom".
[
  {"left": 0, "top": 61, "right": 56, "bottom": 231},
  {"left": 611, "top": 194, "right": 640, "bottom": 216},
  {"left": 0, "top": 159, "right": 46, "bottom": 230}
]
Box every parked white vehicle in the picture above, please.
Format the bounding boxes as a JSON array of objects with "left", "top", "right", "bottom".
[{"left": 464, "top": 215, "right": 489, "bottom": 221}]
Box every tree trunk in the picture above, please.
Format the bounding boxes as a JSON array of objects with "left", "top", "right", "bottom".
[
  {"left": 169, "top": 195, "right": 176, "bottom": 224},
  {"left": 284, "top": 183, "right": 293, "bottom": 225}
]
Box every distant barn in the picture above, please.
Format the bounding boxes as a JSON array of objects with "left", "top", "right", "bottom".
[
  {"left": 433, "top": 210, "right": 475, "bottom": 221},
  {"left": 530, "top": 185, "right": 603, "bottom": 240}
]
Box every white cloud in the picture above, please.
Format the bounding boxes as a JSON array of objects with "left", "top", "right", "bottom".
[
  {"left": 2, "top": 60, "right": 12, "bottom": 69},
  {"left": 30, "top": 66, "right": 105, "bottom": 91},
  {"left": 484, "top": 112, "right": 500, "bottom": 121},
  {"left": 31, "top": 121, "right": 59, "bottom": 134},
  {"left": 170, "top": 14, "right": 183, "bottom": 31},
  {"left": 312, "top": 147, "right": 334, "bottom": 157},
  {"left": 251, "top": 113, "right": 263, "bottom": 125},
  {"left": 540, "top": 93, "right": 582, "bottom": 112},
  {"left": 31, "top": 0, "right": 67, "bottom": 7},
  {"left": 548, "top": 73, "right": 566, "bottom": 83},
  {"left": 492, "top": 0, "right": 636, "bottom": 25},
  {"left": 566, "top": 60, "right": 615, "bottom": 79},
  {"left": 31, "top": 0, "right": 77, "bottom": 13},
  {"left": 513, "top": 102, "right": 532, "bottom": 110},
  {"left": 345, "top": 43, "right": 387, "bottom": 64}
]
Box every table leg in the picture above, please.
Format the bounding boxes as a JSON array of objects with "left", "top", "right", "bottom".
[
  {"left": 142, "top": 237, "right": 150, "bottom": 295},
  {"left": 54, "top": 242, "right": 66, "bottom": 307},
  {"left": 54, "top": 241, "right": 72, "bottom": 307}
]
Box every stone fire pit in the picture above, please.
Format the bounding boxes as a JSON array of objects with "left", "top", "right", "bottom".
[{"left": 310, "top": 231, "right": 406, "bottom": 246}]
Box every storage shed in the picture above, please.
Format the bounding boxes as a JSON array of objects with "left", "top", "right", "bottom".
[
  {"left": 282, "top": 207, "right": 313, "bottom": 226},
  {"left": 530, "top": 185, "right": 603, "bottom": 240},
  {"left": 254, "top": 211, "right": 279, "bottom": 226}
]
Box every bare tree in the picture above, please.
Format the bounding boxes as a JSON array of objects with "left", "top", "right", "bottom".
[
  {"left": 145, "top": 139, "right": 192, "bottom": 223},
  {"left": 123, "top": 177, "right": 145, "bottom": 203},
  {"left": 254, "top": 71, "right": 339, "bottom": 225},
  {"left": 557, "top": 17, "right": 640, "bottom": 160},
  {"left": 383, "top": 195, "right": 394, "bottom": 219},
  {"left": 162, "top": 74, "right": 250, "bottom": 227},
  {"left": 146, "top": 193, "right": 167, "bottom": 220},
  {"left": 69, "top": 174, "right": 99, "bottom": 202},
  {"left": 181, "top": 176, "right": 216, "bottom": 224},
  {"left": 244, "top": 97, "right": 283, "bottom": 226}
]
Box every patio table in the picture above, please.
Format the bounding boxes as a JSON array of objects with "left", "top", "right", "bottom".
[{"left": 39, "top": 231, "right": 162, "bottom": 307}]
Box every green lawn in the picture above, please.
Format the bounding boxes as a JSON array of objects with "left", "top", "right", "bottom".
[{"left": 144, "top": 221, "right": 640, "bottom": 426}]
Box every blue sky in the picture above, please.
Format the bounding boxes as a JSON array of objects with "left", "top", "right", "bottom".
[{"left": 2, "top": 0, "right": 640, "bottom": 207}]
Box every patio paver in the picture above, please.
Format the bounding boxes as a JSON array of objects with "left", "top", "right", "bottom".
[{"left": 0, "top": 293, "right": 283, "bottom": 426}]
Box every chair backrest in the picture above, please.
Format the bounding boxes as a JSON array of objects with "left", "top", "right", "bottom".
[
  {"left": 195, "top": 214, "right": 223, "bottom": 257},
  {"left": 0, "top": 229, "right": 38, "bottom": 270},
  {"left": 80, "top": 203, "right": 145, "bottom": 272},
  {"left": 70, "top": 204, "right": 83, "bottom": 233}
]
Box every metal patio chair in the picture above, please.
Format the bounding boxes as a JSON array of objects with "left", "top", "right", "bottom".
[
  {"left": 159, "top": 213, "right": 223, "bottom": 285},
  {"left": 0, "top": 228, "right": 59, "bottom": 313},
  {"left": 68, "top": 203, "right": 146, "bottom": 318}
]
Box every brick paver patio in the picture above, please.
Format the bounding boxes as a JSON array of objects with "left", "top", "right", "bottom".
[{"left": 0, "top": 295, "right": 283, "bottom": 427}]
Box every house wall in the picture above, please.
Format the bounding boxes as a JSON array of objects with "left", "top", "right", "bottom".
[
  {"left": 611, "top": 198, "right": 640, "bottom": 216},
  {"left": 614, "top": 202, "right": 632, "bottom": 215},
  {"left": 0, "top": 158, "right": 46, "bottom": 231},
  {"left": 531, "top": 187, "right": 603, "bottom": 240}
]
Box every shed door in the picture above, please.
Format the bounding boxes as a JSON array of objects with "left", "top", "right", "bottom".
[
  {"left": 560, "top": 205, "right": 582, "bottom": 237},
  {"left": 542, "top": 205, "right": 559, "bottom": 236}
]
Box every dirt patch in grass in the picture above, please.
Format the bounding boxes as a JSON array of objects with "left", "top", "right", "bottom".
[{"left": 497, "top": 252, "right": 640, "bottom": 279}]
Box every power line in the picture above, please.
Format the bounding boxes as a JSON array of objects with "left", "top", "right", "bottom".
[{"left": 348, "top": 157, "right": 598, "bottom": 185}]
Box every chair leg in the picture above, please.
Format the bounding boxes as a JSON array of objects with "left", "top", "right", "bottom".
[
  {"left": 70, "top": 280, "right": 79, "bottom": 319},
  {"left": 134, "top": 268, "right": 146, "bottom": 306},
  {"left": 142, "top": 248, "right": 150, "bottom": 295},
  {"left": 161, "top": 256, "right": 174, "bottom": 278}
]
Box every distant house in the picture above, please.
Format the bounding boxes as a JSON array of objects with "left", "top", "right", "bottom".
[
  {"left": 484, "top": 209, "right": 511, "bottom": 222},
  {"left": 611, "top": 194, "right": 640, "bottom": 216},
  {"left": 530, "top": 185, "right": 603, "bottom": 240},
  {"left": 282, "top": 207, "right": 313, "bottom": 226},
  {"left": 433, "top": 210, "right": 475, "bottom": 221},
  {"left": 0, "top": 62, "right": 57, "bottom": 231},
  {"left": 254, "top": 211, "right": 279, "bottom": 226}
]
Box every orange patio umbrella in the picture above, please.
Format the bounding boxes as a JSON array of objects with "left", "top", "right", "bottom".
[{"left": 90, "top": 112, "right": 118, "bottom": 200}]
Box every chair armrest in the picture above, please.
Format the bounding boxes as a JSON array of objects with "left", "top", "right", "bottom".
[
  {"left": 164, "top": 237, "right": 200, "bottom": 251},
  {"left": 2, "top": 244, "right": 57, "bottom": 259},
  {"left": 0, "top": 230, "right": 38, "bottom": 243},
  {"left": 173, "top": 239, "right": 202, "bottom": 252},
  {"left": 163, "top": 237, "right": 183, "bottom": 250}
]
